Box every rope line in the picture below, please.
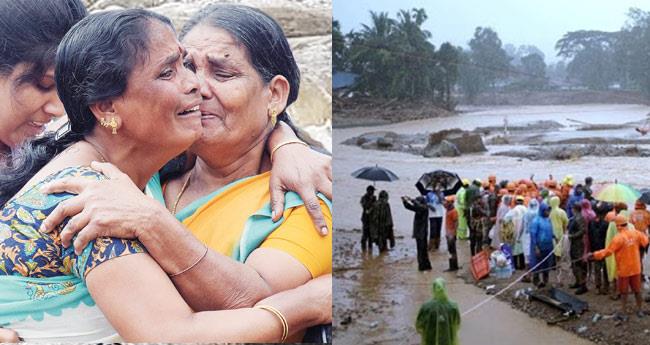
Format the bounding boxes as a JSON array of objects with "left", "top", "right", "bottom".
[{"left": 460, "top": 239, "right": 590, "bottom": 317}]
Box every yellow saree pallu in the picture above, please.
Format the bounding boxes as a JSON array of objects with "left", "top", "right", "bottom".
[{"left": 148, "top": 171, "right": 332, "bottom": 276}]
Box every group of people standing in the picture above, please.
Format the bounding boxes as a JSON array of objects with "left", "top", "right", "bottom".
[
  {"left": 360, "top": 186, "right": 395, "bottom": 254},
  {"left": 359, "top": 183, "right": 455, "bottom": 272},
  {"left": 452, "top": 174, "right": 650, "bottom": 319},
  {"left": 362, "top": 174, "right": 650, "bottom": 320}
]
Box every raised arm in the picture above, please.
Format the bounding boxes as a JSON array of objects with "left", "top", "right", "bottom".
[
  {"left": 402, "top": 198, "right": 416, "bottom": 211},
  {"left": 266, "top": 121, "right": 332, "bottom": 234},
  {"left": 86, "top": 252, "right": 330, "bottom": 342}
]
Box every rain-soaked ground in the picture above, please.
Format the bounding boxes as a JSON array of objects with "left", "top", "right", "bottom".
[{"left": 333, "top": 104, "right": 650, "bottom": 345}]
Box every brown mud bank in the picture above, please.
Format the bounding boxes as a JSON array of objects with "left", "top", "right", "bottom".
[
  {"left": 465, "top": 90, "right": 650, "bottom": 107},
  {"left": 333, "top": 96, "right": 454, "bottom": 128}
]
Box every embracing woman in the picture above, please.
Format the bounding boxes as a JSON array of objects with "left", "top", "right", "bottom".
[{"left": 0, "top": 5, "right": 331, "bottom": 343}]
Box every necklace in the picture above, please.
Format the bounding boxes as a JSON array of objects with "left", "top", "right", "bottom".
[
  {"left": 83, "top": 140, "right": 108, "bottom": 163},
  {"left": 171, "top": 170, "right": 193, "bottom": 215}
]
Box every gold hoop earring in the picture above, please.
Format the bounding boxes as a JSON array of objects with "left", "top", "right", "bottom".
[{"left": 100, "top": 117, "right": 118, "bottom": 135}]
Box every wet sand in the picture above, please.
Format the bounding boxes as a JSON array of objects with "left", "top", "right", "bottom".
[{"left": 333, "top": 104, "right": 650, "bottom": 344}]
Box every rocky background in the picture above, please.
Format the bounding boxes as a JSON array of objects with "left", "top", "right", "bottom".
[{"left": 84, "top": 0, "right": 332, "bottom": 151}]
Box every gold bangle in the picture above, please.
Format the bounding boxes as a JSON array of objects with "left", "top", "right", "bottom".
[
  {"left": 270, "top": 140, "right": 309, "bottom": 162},
  {"left": 168, "top": 245, "right": 209, "bottom": 278},
  {"left": 255, "top": 305, "right": 289, "bottom": 342}
]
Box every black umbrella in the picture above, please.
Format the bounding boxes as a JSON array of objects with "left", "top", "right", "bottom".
[
  {"left": 416, "top": 170, "right": 462, "bottom": 196},
  {"left": 351, "top": 165, "right": 399, "bottom": 185},
  {"left": 639, "top": 189, "right": 650, "bottom": 204}
]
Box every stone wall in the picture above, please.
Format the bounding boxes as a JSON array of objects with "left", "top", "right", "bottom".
[{"left": 84, "top": 0, "right": 332, "bottom": 151}]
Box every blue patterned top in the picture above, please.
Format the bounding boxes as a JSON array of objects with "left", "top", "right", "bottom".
[{"left": 0, "top": 166, "right": 145, "bottom": 280}]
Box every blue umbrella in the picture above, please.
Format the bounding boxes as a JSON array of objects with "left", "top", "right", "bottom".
[{"left": 351, "top": 165, "right": 399, "bottom": 185}]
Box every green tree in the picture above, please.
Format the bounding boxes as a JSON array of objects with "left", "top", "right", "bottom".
[
  {"left": 436, "top": 43, "right": 460, "bottom": 109},
  {"left": 555, "top": 30, "right": 617, "bottom": 90},
  {"left": 618, "top": 8, "right": 650, "bottom": 96},
  {"left": 347, "top": 11, "right": 398, "bottom": 98},
  {"left": 458, "top": 49, "right": 482, "bottom": 102},
  {"left": 519, "top": 53, "right": 547, "bottom": 90},
  {"left": 388, "top": 8, "right": 436, "bottom": 99},
  {"left": 347, "top": 8, "right": 445, "bottom": 101},
  {"left": 468, "top": 27, "right": 511, "bottom": 89},
  {"left": 333, "top": 20, "right": 346, "bottom": 71}
]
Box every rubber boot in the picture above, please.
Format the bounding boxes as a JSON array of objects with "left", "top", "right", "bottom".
[{"left": 444, "top": 258, "right": 459, "bottom": 272}]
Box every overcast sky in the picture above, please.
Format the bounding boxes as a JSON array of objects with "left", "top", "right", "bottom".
[{"left": 333, "top": 0, "right": 650, "bottom": 63}]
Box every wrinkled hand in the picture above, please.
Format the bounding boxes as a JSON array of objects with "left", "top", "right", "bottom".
[
  {"left": 0, "top": 328, "right": 20, "bottom": 343},
  {"left": 270, "top": 144, "right": 332, "bottom": 236},
  {"left": 39, "top": 161, "right": 168, "bottom": 255}
]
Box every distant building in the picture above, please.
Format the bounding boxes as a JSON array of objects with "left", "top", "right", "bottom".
[{"left": 333, "top": 71, "right": 358, "bottom": 90}]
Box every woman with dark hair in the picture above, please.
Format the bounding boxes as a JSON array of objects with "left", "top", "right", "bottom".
[
  {"left": 0, "top": 9, "right": 330, "bottom": 342},
  {"left": 0, "top": 0, "right": 330, "bottom": 229},
  {"left": 0, "top": 0, "right": 86, "bottom": 155},
  {"left": 37, "top": 4, "right": 333, "bottom": 342},
  {"left": 39, "top": 4, "right": 333, "bottom": 341}
]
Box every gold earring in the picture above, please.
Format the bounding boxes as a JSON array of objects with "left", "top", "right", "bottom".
[
  {"left": 100, "top": 117, "right": 118, "bottom": 135},
  {"left": 269, "top": 109, "right": 277, "bottom": 126}
]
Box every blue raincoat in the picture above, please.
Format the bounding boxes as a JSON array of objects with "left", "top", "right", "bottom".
[
  {"left": 529, "top": 203, "right": 554, "bottom": 271},
  {"left": 521, "top": 199, "right": 540, "bottom": 262}
]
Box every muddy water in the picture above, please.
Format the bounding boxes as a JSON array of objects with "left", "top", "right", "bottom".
[{"left": 333, "top": 104, "right": 650, "bottom": 345}]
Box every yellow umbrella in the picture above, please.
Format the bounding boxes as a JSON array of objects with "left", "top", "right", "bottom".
[{"left": 595, "top": 183, "right": 641, "bottom": 204}]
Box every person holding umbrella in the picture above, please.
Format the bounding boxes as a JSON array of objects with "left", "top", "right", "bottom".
[
  {"left": 402, "top": 195, "right": 432, "bottom": 271},
  {"left": 374, "top": 190, "right": 395, "bottom": 251},
  {"left": 426, "top": 188, "right": 444, "bottom": 251},
  {"left": 360, "top": 185, "right": 377, "bottom": 253},
  {"left": 352, "top": 165, "right": 399, "bottom": 254}
]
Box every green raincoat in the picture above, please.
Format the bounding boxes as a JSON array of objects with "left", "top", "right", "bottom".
[
  {"left": 603, "top": 210, "right": 630, "bottom": 282},
  {"left": 549, "top": 196, "right": 569, "bottom": 257},
  {"left": 605, "top": 221, "right": 618, "bottom": 282},
  {"left": 455, "top": 187, "right": 468, "bottom": 239},
  {"left": 416, "top": 278, "right": 461, "bottom": 345}
]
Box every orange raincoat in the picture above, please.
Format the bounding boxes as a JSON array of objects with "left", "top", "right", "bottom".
[{"left": 594, "top": 222, "right": 649, "bottom": 277}]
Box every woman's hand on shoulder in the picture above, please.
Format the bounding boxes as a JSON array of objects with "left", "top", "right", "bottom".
[
  {"left": 270, "top": 143, "right": 332, "bottom": 236},
  {"left": 39, "top": 161, "right": 169, "bottom": 254}
]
